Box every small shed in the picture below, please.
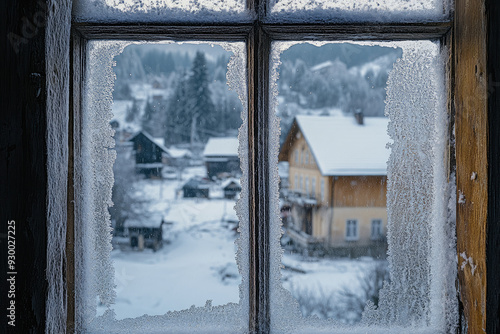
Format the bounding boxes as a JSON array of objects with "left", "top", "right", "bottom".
[
  {"left": 203, "top": 137, "right": 240, "bottom": 179},
  {"left": 182, "top": 177, "right": 210, "bottom": 198},
  {"left": 124, "top": 216, "right": 168, "bottom": 251},
  {"left": 221, "top": 178, "right": 241, "bottom": 199},
  {"left": 129, "top": 131, "right": 170, "bottom": 178}
]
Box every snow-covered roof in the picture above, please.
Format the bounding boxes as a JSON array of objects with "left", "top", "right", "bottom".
[
  {"left": 124, "top": 213, "right": 164, "bottom": 228},
  {"left": 129, "top": 131, "right": 170, "bottom": 155},
  {"left": 152, "top": 138, "right": 192, "bottom": 159},
  {"left": 221, "top": 178, "right": 241, "bottom": 189},
  {"left": 167, "top": 147, "right": 192, "bottom": 159},
  {"left": 203, "top": 137, "right": 238, "bottom": 157},
  {"left": 183, "top": 177, "right": 211, "bottom": 189},
  {"left": 294, "top": 115, "right": 390, "bottom": 176}
]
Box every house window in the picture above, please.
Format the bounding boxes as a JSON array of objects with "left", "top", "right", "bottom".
[
  {"left": 305, "top": 150, "right": 309, "bottom": 165},
  {"left": 64, "top": 1, "right": 462, "bottom": 333},
  {"left": 305, "top": 176, "right": 309, "bottom": 195},
  {"left": 311, "top": 177, "right": 316, "bottom": 197},
  {"left": 345, "top": 219, "right": 359, "bottom": 241},
  {"left": 294, "top": 149, "right": 298, "bottom": 164},
  {"left": 371, "top": 219, "right": 383, "bottom": 240},
  {"left": 321, "top": 178, "right": 325, "bottom": 202}
]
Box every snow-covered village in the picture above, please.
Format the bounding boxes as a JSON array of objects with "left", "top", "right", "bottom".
[{"left": 103, "top": 42, "right": 402, "bottom": 323}]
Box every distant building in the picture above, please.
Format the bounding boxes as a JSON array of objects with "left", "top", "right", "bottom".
[
  {"left": 279, "top": 115, "right": 390, "bottom": 257},
  {"left": 203, "top": 137, "right": 240, "bottom": 179},
  {"left": 182, "top": 177, "right": 210, "bottom": 198},
  {"left": 124, "top": 216, "right": 166, "bottom": 252},
  {"left": 221, "top": 178, "right": 241, "bottom": 199},
  {"left": 129, "top": 131, "right": 170, "bottom": 178}
]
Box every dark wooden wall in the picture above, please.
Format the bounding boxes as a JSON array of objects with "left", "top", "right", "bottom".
[
  {"left": 1, "top": 0, "right": 48, "bottom": 333},
  {"left": 486, "top": 0, "right": 500, "bottom": 332}
]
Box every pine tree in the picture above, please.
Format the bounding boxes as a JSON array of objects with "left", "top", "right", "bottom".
[
  {"left": 165, "top": 71, "right": 191, "bottom": 145},
  {"left": 186, "top": 51, "right": 215, "bottom": 144}
]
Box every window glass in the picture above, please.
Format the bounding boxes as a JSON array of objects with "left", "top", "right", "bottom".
[
  {"left": 371, "top": 219, "right": 383, "bottom": 240},
  {"left": 268, "top": 0, "right": 451, "bottom": 23},
  {"left": 72, "top": 0, "right": 249, "bottom": 23},
  {"left": 271, "top": 41, "right": 457, "bottom": 332},
  {"left": 77, "top": 40, "right": 248, "bottom": 332},
  {"left": 345, "top": 219, "right": 358, "bottom": 240}
]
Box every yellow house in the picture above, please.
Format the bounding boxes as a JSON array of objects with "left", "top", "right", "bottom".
[{"left": 279, "top": 115, "right": 390, "bottom": 257}]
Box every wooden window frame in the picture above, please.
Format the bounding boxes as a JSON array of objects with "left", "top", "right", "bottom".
[{"left": 3, "top": 0, "right": 498, "bottom": 333}]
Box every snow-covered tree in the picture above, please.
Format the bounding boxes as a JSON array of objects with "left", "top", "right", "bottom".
[
  {"left": 186, "top": 51, "right": 216, "bottom": 144},
  {"left": 165, "top": 71, "right": 191, "bottom": 145},
  {"left": 109, "top": 141, "right": 136, "bottom": 236}
]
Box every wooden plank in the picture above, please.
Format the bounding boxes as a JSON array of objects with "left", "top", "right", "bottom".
[
  {"left": 1, "top": 0, "right": 48, "bottom": 332},
  {"left": 486, "top": 0, "right": 500, "bottom": 332},
  {"left": 332, "top": 176, "right": 386, "bottom": 208},
  {"left": 72, "top": 23, "right": 253, "bottom": 40},
  {"left": 247, "top": 26, "right": 272, "bottom": 334},
  {"left": 263, "top": 22, "right": 451, "bottom": 40},
  {"left": 66, "top": 30, "right": 85, "bottom": 334},
  {"left": 454, "top": 0, "right": 489, "bottom": 332},
  {"left": 72, "top": 22, "right": 451, "bottom": 41}
]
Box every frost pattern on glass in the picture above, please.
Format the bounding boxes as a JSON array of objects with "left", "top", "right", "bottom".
[
  {"left": 269, "top": 0, "right": 451, "bottom": 23},
  {"left": 76, "top": 40, "right": 129, "bottom": 331},
  {"left": 269, "top": 41, "right": 457, "bottom": 333},
  {"left": 76, "top": 40, "right": 248, "bottom": 333},
  {"left": 73, "top": 0, "right": 250, "bottom": 23},
  {"left": 361, "top": 42, "right": 456, "bottom": 331}
]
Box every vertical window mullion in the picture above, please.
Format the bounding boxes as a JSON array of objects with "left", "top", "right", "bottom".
[{"left": 248, "top": 24, "right": 272, "bottom": 334}]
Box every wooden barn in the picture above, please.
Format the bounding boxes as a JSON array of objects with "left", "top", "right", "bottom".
[
  {"left": 221, "top": 178, "right": 241, "bottom": 199},
  {"left": 279, "top": 115, "right": 390, "bottom": 257},
  {"left": 124, "top": 217, "right": 168, "bottom": 252},
  {"left": 182, "top": 177, "right": 210, "bottom": 198},
  {"left": 203, "top": 137, "right": 240, "bottom": 179},
  {"left": 129, "top": 131, "right": 170, "bottom": 178}
]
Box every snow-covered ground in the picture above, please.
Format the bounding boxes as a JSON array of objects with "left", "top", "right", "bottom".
[{"left": 101, "top": 167, "right": 377, "bottom": 321}]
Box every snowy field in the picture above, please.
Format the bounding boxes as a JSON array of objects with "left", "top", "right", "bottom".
[{"left": 99, "top": 166, "right": 379, "bottom": 321}]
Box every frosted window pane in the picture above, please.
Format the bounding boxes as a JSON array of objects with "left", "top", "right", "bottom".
[
  {"left": 268, "top": 0, "right": 451, "bottom": 23},
  {"left": 73, "top": 0, "right": 249, "bottom": 23},
  {"left": 270, "top": 41, "right": 457, "bottom": 332},
  {"left": 76, "top": 40, "right": 249, "bottom": 333}
]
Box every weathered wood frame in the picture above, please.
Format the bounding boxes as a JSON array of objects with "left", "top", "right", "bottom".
[{"left": 62, "top": 1, "right": 500, "bottom": 334}]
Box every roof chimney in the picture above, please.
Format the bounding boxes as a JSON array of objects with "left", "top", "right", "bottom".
[{"left": 354, "top": 110, "right": 364, "bottom": 125}]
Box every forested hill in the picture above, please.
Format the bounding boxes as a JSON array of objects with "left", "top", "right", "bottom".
[
  {"left": 111, "top": 43, "right": 402, "bottom": 146},
  {"left": 280, "top": 43, "right": 401, "bottom": 69}
]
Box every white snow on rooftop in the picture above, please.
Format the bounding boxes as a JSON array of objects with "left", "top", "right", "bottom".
[
  {"left": 153, "top": 137, "right": 192, "bottom": 158},
  {"left": 130, "top": 131, "right": 169, "bottom": 154},
  {"left": 167, "top": 147, "right": 192, "bottom": 159},
  {"left": 295, "top": 115, "right": 390, "bottom": 176},
  {"left": 203, "top": 137, "right": 239, "bottom": 157},
  {"left": 221, "top": 177, "right": 241, "bottom": 189}
]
